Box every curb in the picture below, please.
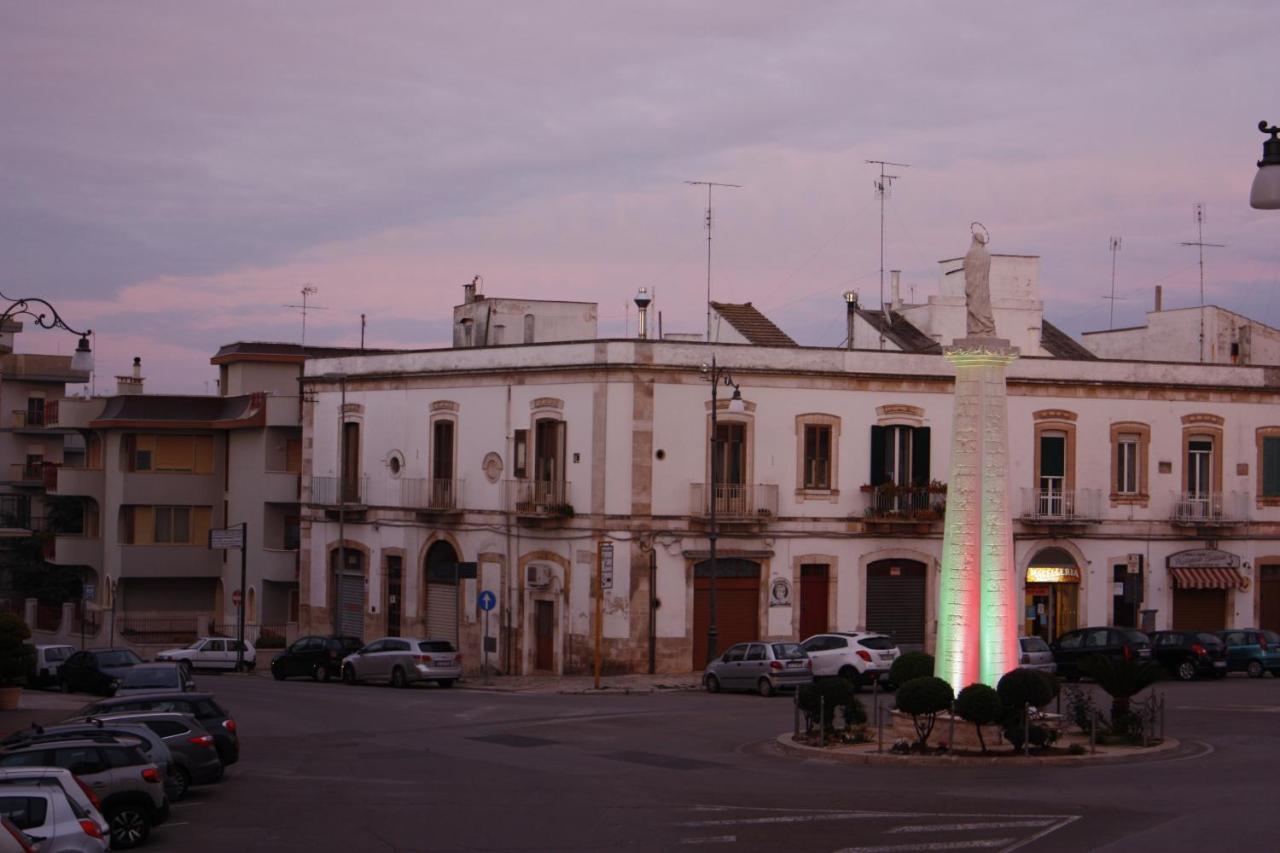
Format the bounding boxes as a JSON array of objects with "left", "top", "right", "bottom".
[{"left": 773, "top": 732, "right": 1184, "bottom": 766}]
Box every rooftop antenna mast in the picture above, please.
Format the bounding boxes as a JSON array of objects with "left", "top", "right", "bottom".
[
  {"left": 1180, "top": 204, "right": 1225, "bottom": 363},
  {"left": 867, "top": 159, "right": 910, "bottom": 349},
  {"left": 686, "top": 180, "right": 742, "bottom": 343},
  {"left": 1103, "top": 236, "right": 1123, "bottom": 329},
  {"left": 284, "top": 285, "right": 328, "bottom": 347}
]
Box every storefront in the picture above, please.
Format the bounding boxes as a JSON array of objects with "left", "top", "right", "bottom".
[
  {"left": 1168, "top": 548, "right": 1243, "bottom": 631},
  {"left": 1023, "top": 547, "right": 1080, "bottom": 642}
]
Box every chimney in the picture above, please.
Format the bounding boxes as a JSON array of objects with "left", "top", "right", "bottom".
[
  {"left": 1154, "top": 285, "right": 1163, "bottom": 313},
  {"left": 844, "top": 291, "right": 859, "bottom": 351},
  {"left": 116, "top": 357, "right": 144, "bottom": 395},
  {"left": 633, "top": 288, "right": 652, "bottom": 340},
  {"left": 463, "top": 275, "right": 478, "bottom": 304},
  {"left": 890, "top": 270, "right": 902, "bottom": 310}
]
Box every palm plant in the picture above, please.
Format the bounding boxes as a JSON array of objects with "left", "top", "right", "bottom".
[{"left": 1078, "top": 653, "right": 1160, "bottom": 725}]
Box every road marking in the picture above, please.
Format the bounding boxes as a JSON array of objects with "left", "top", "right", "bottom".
[
  {"left": 681, "top": 813, "right": 906, "bottom": 827},
  {"left": 888, "top": 821, "right": 1056, "bottom": 834},
  {"left": 236, "top": 770, "right": 408, "bottom": 785},
  {"left": 834, "top": 840, "right": 1014, "bottom": 852},
  {"left": 1174, "top": 704, "right": 1280, "bottom": 713},
  {"left": 170, "top": 802, "right": 205, "bottom": 809},
  {"left": 680, "top": 836, "right": 736, "bottom": 845},
  {"left": 1002, "top": 816, "right": 1080, "bottom": 853}
]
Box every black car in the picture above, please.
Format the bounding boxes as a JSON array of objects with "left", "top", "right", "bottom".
[
  {"left": 271, "top": 635, "right": 362, "bottom": 682},
  {"left": 58, "top": 648, "right": 143, "bottom": 695},
  {"left": 1050, "top": 627, "right": 1152, "bottom": 680},
  {"left": 1149, "top": 630, "right": 1228, "bottom": 680},
  {"left": 68, "top": 691, "right": 240, "bottom": 767}
]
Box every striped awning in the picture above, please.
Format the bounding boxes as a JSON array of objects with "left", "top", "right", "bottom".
[{"left": 1169, "top": 566, "right": 1243, "bottom": 590}]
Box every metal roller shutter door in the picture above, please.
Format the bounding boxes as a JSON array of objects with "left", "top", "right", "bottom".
[
  {"left": 866, "top": 561, "right": 926, "bottom": 647},
  {"left": 336, "top": 575, "right": 364, "bottom": 638},
  {"left": 1172, "top": 588, "right": 1226, "bottom": 631},
  {"left": 426, "top": 582, "right": 458, "bottom": 642}
]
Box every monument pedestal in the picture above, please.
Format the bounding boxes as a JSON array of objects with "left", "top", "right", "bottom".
[{"left": 936, "top": 337, "right": 1020, "bottom": 688}]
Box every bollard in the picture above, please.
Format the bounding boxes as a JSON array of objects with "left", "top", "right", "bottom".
[
  {"left": 1160, "top": 693, "right": 1166, "bottom": 741},
  {"left": 1090, "top": 709, "right": 1097, "bottom": 755},
  {"left": 819, "top": 695, "right": 827, "bottom": 748},
  {"left": 947, "top": 701, "right": 956, "bottom": 752},
  {"left": 794, "top": 687, "right": 801, "bottom": 739},
  {"left": 873, "top": 677, "right": 880, "bottom": 727},
  {"left": 1023, "top": 702, "right": 1030, "bottom": 756},
  {"left": 877, "top": 704, "right": 884, "bottom": 753}
]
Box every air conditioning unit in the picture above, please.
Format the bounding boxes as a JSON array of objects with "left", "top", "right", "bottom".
[{"left": 526, "top": 564, "right": 553, "bottom": 588}]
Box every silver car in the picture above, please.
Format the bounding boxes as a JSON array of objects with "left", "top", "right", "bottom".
[
  {"left": 0, "top": 782, "right": 108, "bottom": 852},
  {"left": 703, "top": 642, "right": 813, "bottom": 697},
  {"left": 1019, "top": 636, "right": 1057, "bottom": 673},
  {"left": 341, "top": 637, "right": 462, "bottom": 688},
  {"left": 0, "top": 767, "right": 109, "bottom": 842}
]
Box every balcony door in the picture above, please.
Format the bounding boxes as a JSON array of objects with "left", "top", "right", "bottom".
[
  {"left": 712, "top": 423, "right": 746, "bottom": 514},
  {"left": 1038, "top": 431, "right": 1066, "bottom": 516},
  {"left": 869, "top": 425, "right": 930, "bottom": 513},
  {"left": 1187, "top": 437, "right": 1213, "bottom": 500},
  {"left": 341, "top": 421, "right": 360, "bottom": 503},
  {"left": 432, "top": 420, "right": 455, "bottom": 508}
]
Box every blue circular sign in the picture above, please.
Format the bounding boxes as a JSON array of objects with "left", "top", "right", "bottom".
[{"left": 478, "top": 590, "right": 497, "bottom": 612}]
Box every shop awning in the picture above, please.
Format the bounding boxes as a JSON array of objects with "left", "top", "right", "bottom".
[{"left": 1169, "top": 566, "right": 1243, "bottom": 590}]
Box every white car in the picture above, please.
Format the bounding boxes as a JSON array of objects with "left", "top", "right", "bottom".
[
  {"left": 1018, "top": 636, "right": 1057, "bottom": 673},
  {"left": 155, "top": 637, "right": 256, "bottom": 671},
  {"left": 30, "top": 644, "right": 77, "bottom": 687},
  {"left": 0, "top": 783, "right": 108, "bottom": 852},
  {"left": 800, "top": 632, "right": 901, "bottom": 688},
  {"left": 0, "top": 768, "right": 109, "bottom": 850}
]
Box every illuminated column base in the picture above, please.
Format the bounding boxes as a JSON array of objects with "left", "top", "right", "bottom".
[{"left": 936, "top": 337, "right": 1020, "bottom": 689}]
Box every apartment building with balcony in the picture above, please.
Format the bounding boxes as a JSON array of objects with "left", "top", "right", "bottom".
[{"left": 296, "top": 263, "right": 1280, "bottom": 676}]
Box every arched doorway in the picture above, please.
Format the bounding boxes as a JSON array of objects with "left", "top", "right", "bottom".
[
  {"left": 866, "top": 559, "right": 927, "bottom": 649},
  {"left": 331, "top": 548, "right": 365, "bottom": 639},
  {"left": 424, "top": 540, "right": 460, "bottom": 643},
  {"left": 692, "top": 558, "right": 760, "bottom": 667},
  {"left": 1024, "top": 547, "right": 1080, "bottom": 641}
]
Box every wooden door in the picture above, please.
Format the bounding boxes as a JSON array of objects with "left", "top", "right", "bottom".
[
  {"left": 1172, "top": 588, "right": 1227, "bottom": 631},
  {"left": 799, "top": 564, "right": 829, "bottom": 640},
  {"left": 535, "top": 600, "right": 555, "bottom": 671},
  {"left": 692, "top": 577, "right": 759, "bottom": 669},
  {"left": 1261, "top": 565, "right": 1280, "bottom": 632}
]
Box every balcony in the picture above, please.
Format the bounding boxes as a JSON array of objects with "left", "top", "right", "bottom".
[
  {"left": 119, "top": 544, "right": 222, "bottom": 578},
  {"left": 121, "top": 471, "right": 219, "bottom": 505},
  {"left": 690, "top": 483, "right": 779, "bottom": 520},
  {"left": 0, "top": 495, "right": 32, "bottom": 531},
  {"left": 1170, "top": 491, "right": 1249, "bottom": 526},
  {"left": 258, "top": 548, "right": 299, "bottom": 583},
  {"left": 46, "top": 466, "right": 104, "bottom": 501},
  {"left": 49, "top": 535, "right": 102, "bottom": 569},
  {"left": 400, "top": 478, "right": 463, "bottom": 512},
  {"left": 504, "top": 479, "right": 573, "bottom": 517},
  {"left": 308, "top": 475, "right": 368, "bottom": 506},
  {"left": 6, "top": 462, "right": 48, "bottom": 487},
  {"left": 1019, "top": 488, "right": 1102, "bottom": 523},
  {"left": 10, "top": 409, "right": 48, "bottom": 430},
  {"left": 261, "top": 470, "right": 300, "bottom": 504}
]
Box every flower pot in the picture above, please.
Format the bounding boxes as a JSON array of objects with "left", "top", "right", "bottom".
[{"left": 0, "top": 686, "right": 21, "bottom": 711}]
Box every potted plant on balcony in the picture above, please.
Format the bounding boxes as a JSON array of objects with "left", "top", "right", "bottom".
[{"left": 0, "top": 612, "right": 35, "bottom": 710}]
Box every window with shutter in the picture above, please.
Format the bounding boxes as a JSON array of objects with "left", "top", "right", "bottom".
[{"left": 1264, "top": 436, "right": 1280, "bottom": 497}]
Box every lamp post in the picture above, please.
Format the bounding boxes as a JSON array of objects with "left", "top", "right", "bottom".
[
  {"left": 1250, "top": 121, "right": 1280, "bottom": 210},
  {"left": 0, "top": 291, "right": 94, "bottom": 372},
  {"left": 701, "top": 355, "right": 745, "bottom": 664}
]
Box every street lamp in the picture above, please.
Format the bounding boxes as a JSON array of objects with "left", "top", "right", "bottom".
[
  {"left": 1250, "top": 121, "right": 1280, "bottom": 210},
  {"left": 0, "top": 291, "right": 93, "bottom": 372},
  {"left": 701, "top": 355, "right": 745, "bottom": 664}
]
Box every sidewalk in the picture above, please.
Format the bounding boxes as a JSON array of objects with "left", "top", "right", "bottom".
[
  {"left": 459, "top": 672, "right": 703, "bottom": 695},
  {"left": 0, "top": 689, "right": 88, "bottom": 737}
]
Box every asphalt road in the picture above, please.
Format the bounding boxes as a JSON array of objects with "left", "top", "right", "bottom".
[{"left": 136, "top": 673, "right": 1280, "bottom": 853}]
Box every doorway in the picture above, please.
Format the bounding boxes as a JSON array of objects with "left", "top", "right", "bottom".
[
  {"left": 1262, "top": 564, "right": 1280, "bottom": 632},
  {"left": 692, "top": 558, "right": 760, "bottom": 667},
  {"left": 386, "top": 556, "right": 402, "bottom": 637},
  {"left": 865, "top": 560, "right": 926, "bottom": 649},
  {"left": 534, "top": 600, "right": 555, "bottom": 671},
  {"left": 424, "top": 541, "right": 459, "bottom": 642},
  {"left": 1023, "top": 549, "right": 1081, "bottom": 641},
  {"left": 799, "top": 564, "right": 829, "bottom": 639}
]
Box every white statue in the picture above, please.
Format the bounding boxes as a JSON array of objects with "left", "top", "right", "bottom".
[{"left": 963, "top": 223, "right": 995, "bottom": 337}]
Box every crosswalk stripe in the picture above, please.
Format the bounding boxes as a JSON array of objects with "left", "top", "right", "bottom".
[
  {"left": 679, "top": 836, "right": 737, "bottom": 845},
  {"left": 834, "top": 839, "right": 1015, "bottom": 852},
  {"left": 888, "top": 820, "right": 1056, "bottom": 834}
]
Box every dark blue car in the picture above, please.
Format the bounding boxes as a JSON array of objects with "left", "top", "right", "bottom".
[{"left": 1218, "top": 629, "right": 1280, "bottom": 677}]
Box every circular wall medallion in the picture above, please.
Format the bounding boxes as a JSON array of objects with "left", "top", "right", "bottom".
[
  {"left": 482, "top": 452, "right": 503, "bottom": 484},
  {"left": 769, "top": 577, "right": 792, "bottom": 607}
]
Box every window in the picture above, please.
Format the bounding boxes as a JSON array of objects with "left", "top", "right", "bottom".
[
  {"left": 745, "top": 644, "right": 766, "bottom": 661},
  {"left": 24, "top": 397, "right": 45, "bottom": 427},
  {"left": 1187, "top": 437, "right": 1213, "bottom": 498},
  {"left": 123, "top": 506, "right": 211, "bottom": 545},
  {"left": 1116, "top": 434, "right": 1139, "bottom": 494},
  {"left": 534, "top": 418, "right": 565, "bottom": 483},
  {"left": 1057, "top": 632, "right": 1083, "bottom": 650},
  {"left": 433, "top": 420, "right": 455, "bottom": 481},
  {"left": 523, "top": 313, "right": 535, "bottom": 344},
  {"left": 1258, "top": 430, "right": 1280, "bottom": 503},
  {"left": 513, "top": 430, "right": 528, "bottom": 479},
  {"left": 803, "top": 424, "right": 831, "bottom": 489},
  {"left": 146, "top": 721, "right": 187, "bottom": 738},
  {"left": 723, "top": 645, "right": 747, "bottom": 662},
  {"left": 154, "top": 507, "right": 191, "bottom": 544},
  {"left": 341, "top": 422, "right": 360, "bottom": 502},
  {"left": 1084, "top": 629, "right": 1110, "bottom": 648},
  {"left": 869, "top": 425, "right": 929, "bottom": 488},
  {"left": 284, "top": 515, "right": 300, "bottom": 550},
  {"left": 712, "top": 423, "right": 746, "bottom": 487},
  {"left": 1110, "top": 423, "right": 1150, "bottom": 504},
  {"left": 385, "top": 639, "right": 411, "bottom": 652},
  {"left": 124, "top": 434, "right": 213, "bottom": 473},
  {"left": 0, "top": 795, "right": 48, "bottom": 831}
]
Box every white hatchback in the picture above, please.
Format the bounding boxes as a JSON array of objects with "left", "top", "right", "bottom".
[
  {"left": 800, "top": 632, "right": 901, "bottom": 688},
  {"left": 155, "top": 637, "right": 257, "bottom": 671},
  {"left": 1018, "top": 636, "right": 1057, "bottom": 673}
]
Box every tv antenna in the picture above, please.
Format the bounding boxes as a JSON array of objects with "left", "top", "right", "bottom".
[
  {"left": 1102, "top": 237, "right": 1124, "bottom": 329},
  {"left": 1180, "top": 204, "right": 1225, "bottom": 363},
  {"left": 284, "top": 285, "right": 328, "bottom": 346},
  {"left": 686, "top": 180, "right": 742, "bottom": 343},
  {"left": 867, "top": 159, "right": 910, "bottom": 349}
]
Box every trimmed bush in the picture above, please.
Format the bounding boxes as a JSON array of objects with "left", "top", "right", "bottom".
[
  {"left": 0, "top": 613, "right": 34, "bottom": 687},
  {"left": 996, "top": 667, "right": 1055, "bottom": 712},
  {"left": 895, "top": 676, "right": 954, "bottom": 748},
  {"left": 954, "top": 683, "right": 1002, "bottom": 753},
  {"left": 798, "top": 678, "right": 866, "bottom": 736},
  {"left": 888, "top": 651, "right": 934, "bottom": 687}
]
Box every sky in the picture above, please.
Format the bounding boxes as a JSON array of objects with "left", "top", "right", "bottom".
[{"left": 3, "top": 1, "right": 1278, "bottom": 393}]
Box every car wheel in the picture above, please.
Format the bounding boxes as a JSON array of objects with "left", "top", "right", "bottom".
[
  {"left": 1247, "top": 660, "right": 1265, "bottom": 678},
  {"left": 438, "top": 679, "right": 455, "bottom": 688},
  {"left": 1176, "top": 659, "right": 1197, "bottom": 681},
  {"left": 391, "top": 666, "right": 408, "bottom": 689},
  {"left": 704, "top": 674, "right": 721, "bottom": 694},
  {"left": 107, "top": 805, "right": 151, "bottom": 849},
  {"left": 757, "top": 677, "right": 774, "bottom": 698},
  {"left": 342, "top": 665, "right": 357, "bottom": 685},
  {"left": 272, "top": 665, "right": 286, "bottom": 681},
  {"left": 838, "top": 666, "right": 863, "bottom": 692},
  {"left": 59, "top": 678, "right": 70, "bottom": 693},
  {"left": 168, "top": 765, "right": 191, "bottom": 801},
  {"left": 313, "top": 663, "right": 330, "bottom": 683}
]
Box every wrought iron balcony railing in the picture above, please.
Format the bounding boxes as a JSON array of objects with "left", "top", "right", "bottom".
[
  {"left": 1170, "top": 491, "right": 1248, "bottom": 524},
  {"left": 1019, "top": 487, "right": 1101, "bottom": 521},
  {"left": 690, "top": 483, "right": 779, "bottom": 519},
  {"left": 309, "top": 475, "right": 368, "bottom": 506},
  {"left": 504, "top": 479, "right": 572, "bottom": 516}
]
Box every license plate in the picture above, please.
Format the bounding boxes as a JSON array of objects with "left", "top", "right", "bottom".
[
  {"left": 435, "top": 659, "right": 454, "bottom": 667},
  {"left": 1139, "top": 649, "right": 1151, "bottom": 657},
  {"left": 786, "top": 661, "right": 804, "bottom": 668},
  {"left": 1214, "top": 660, "right": 1226, "bottom": 668}
]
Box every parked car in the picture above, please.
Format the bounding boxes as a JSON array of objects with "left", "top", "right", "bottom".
[
  {"left": 28, "top": 644, "right": 76, "bottom": 688},
  {"left": 0, "top": 815, "right": 35, "bottom": 853},
  {"left": 0, "top": 767, "right": 109, "bottom": 843},
  {"left": 1218, "top": 628, "right": 1280, "bottom": 678},
  {"left": 89, "top": 713, "right": 222, "bottom": 801},
  {"left": 1050, "top": 627, "right": 1152, "bottom": 680},
  {"left": 154, "top": 637, "right": 256, "bottom": 672},
  {"left": 271, "top": 635, "right": 362, "bottom": 682},
  {"left": 0, "top": 783, "right": 107, "bottom": 853},
  {"left": 67, "top": 692, "right": 239, "bottom": 768},
  {"left": 703, "top": 642, "right": 812, "bottom": 696},
  {"left": 0, "top": 736, "right": 167, "bottom": 849},
  {"left": 114, "top": 663, "right": 195, "bottom": 697},
  {"left": 341, "top": 637, "right": 461, "bottom": 688},
  {"left": 799, "top": 632, "right": 900, "bottom": 689},
  {"left": 3, "top": 721, "right": 180, "bottom": 802},
  {"left": 1149, "top": 630, "right": 1228, "bottom": 680},
  {"left": 1018, "top": 636, "right": 1057, "bottom": 673},
  {"left": 58, "top": 649, "right": 143, "bottom": 696}
]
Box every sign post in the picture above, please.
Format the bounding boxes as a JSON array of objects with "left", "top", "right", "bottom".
[
  {"left": 478, "top": 590, "right": 496, "bottom": 686},
  {"left": 595, "top": 542, "right": 613, "bottom": 690},
  {"left": 209, "top": 523, "right": 248, "bottom": 672}
]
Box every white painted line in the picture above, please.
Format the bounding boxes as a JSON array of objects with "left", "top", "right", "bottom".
[
  {"left": 889, "top": 821, "right": 1056, "bottom": 834},
  {"left": 170, "top": 801, "right": 205, "bottom": 809},
  {"left": 163, "top": 821, "right": 190, "bottom": 827},
  {"left": 1175, "top": 704, "right": 1280, "bottom": 713},
  {"left": 679, "top": 836, "right": 737, "bottom": 845},
  {"left": 835, "top": 840, "right": 1013, "bottom": 852},
  {"left": 682, "top": 813, "right": 914, "bottom": 828},
  {"left": 1001, "top": 816, "right": 1081, "bottom": 853}
]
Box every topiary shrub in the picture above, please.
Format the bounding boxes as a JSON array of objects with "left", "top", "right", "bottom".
[
  {"left": 798, "top": 678, "right": 867, "bottom": 737},
  {"left": 954, "top": 683, "right": 1002, "bottom": 753},
  {"left": 888, "top": 651, "right": 934, "bottom": 687},
  {"left": 997, "top": 667, "right": 1056, "bottom": 712},
  {"left": 895, "top": 676, "right": 954, "bottom": 748},
  {"left": 0, "top": 613, "right": 34, "bottom": 688}
]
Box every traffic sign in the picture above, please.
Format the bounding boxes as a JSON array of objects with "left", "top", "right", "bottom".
[
  {"left": 232, "top": 589, "right": 242, "bottom": 607},
  {"left": 600, "top": 543, "right": 614, "bottom": 591},
  {"left": 478, "top": 590, "right": 496, "bottom": 612},
  {"left": 209, "top": 526, "right": 245, "bottom": 550}
]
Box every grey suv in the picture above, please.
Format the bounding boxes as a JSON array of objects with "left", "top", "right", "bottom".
[
  {"left": 1, "top": 723, "right": 177, "bottom": 800},
  {"left": 0, "top": 736, "right": 167, "bottom": 849},
  {"left": 91, "top": 713, "right": 223, "bottom": 800},
  {"left": 69, "top": 692, "right": 239, "bottom": 767}
]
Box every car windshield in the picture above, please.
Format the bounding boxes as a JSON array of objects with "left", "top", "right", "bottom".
[
  {"left": 45, "top": 648, "right": 71, "bottom": 662},
  {"left": 120, "top": 669, "right": 177, "bottom": 688},
  {"left": 1265, "top": 631, "right": 1280, "bottom": 645},
  {"left": 419, "top": 641, "right": 456, "bottom": 653},
  {"left": 1124, "top": 631, "right": 1149, "bottom": 645},
  {"left": 1021, "top": 637, "right": 1050, "bottom": 652},
  {"left": 1195, "top": 633, "right": 1223, "bottom": 646},
  {"left": 771, "top": 643, "right": 805, "bottom": 660},
  {"left": 858, "top": 636, "right": 895, "bottom": 650},
  {"left": 185, "top": 641, "right": 205, "bottom": 650},
  {"left": 98, "top": 650, "right": 141, "bottom": 667}
]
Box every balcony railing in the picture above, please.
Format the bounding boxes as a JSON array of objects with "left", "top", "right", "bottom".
[
  {"left": 401, "top": 478, "right": 463, "bottom": 511},
  {"left": 7, "top": 462, "right": 47, "bottom": 484},
  {"left": 10, "top": 409, "right": 47, "bottom": 428},
  {"left": 1019, "top": 487, "right": 1101, "bottom": 522},
  {"left": 690, "top": 483, "right": 779, "bottom": 519},
  {"left": 861, "top": 484, "right": 947, "bottom": 521},
  {"left": 309, "top": 475, "right": 368, "bottom": 506},
  {"left": 504, "top": 479, "right": 572, "bottom": 515},
  {"left": 1171, "top": 491, "right": 1249, "bottom": 525}
]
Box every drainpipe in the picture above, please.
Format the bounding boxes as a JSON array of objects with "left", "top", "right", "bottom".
[{"left": 648, "top": 545, "right": 657, "bottom": 674}]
